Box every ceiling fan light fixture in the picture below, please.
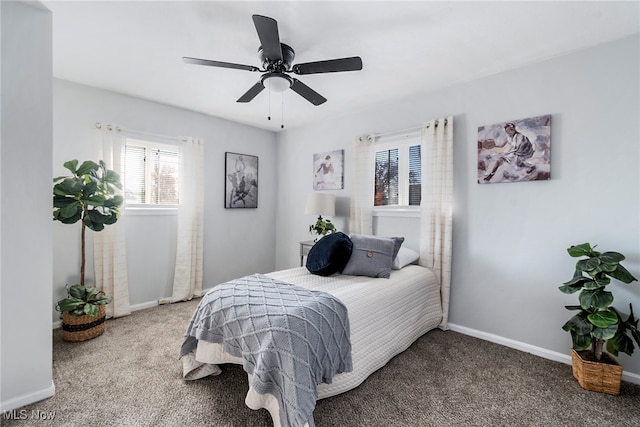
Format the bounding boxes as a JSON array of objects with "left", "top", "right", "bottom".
[{"left": 262, "top": 73, "right": 292, "bottom": 93}]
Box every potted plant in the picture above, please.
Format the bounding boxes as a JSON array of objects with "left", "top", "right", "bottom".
[
  {"left": 559, "top": 242, "right": 639, "bottom": 395},
  {"left": 309, "top": 217, "right": 336, "bottom": 241},
  {"left": 53, "top": 159, "right": 123, "bottom": 342}
]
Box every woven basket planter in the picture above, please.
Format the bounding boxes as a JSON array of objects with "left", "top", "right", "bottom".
[
  {"left": 61, "top": 305, "right": 107, "bottom": 342},
  {"left": 571, "top": 348, "right": 623, "bottom": 395}
]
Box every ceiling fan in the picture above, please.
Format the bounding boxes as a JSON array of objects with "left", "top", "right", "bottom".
[{"left": 183, "top": 14, "right": 363, "bottom": 106}]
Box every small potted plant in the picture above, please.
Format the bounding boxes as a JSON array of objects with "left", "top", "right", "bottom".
[
  {"left": 54, "top": 159, "right": 123, "bottom": 342},
  {"left": 559, "top": 242, "right": 639, "bottom": 395},
  {"left": 308, "top": 217, "right": 336, "bottom": 241}
]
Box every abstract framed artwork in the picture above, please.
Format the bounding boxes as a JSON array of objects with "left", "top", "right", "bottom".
[
  {"left": 225, "top": 152, "right": 258, "bottom": 208},
  {"left": 313, "top": 149, "right": 344, "bottom": 190},
  {"left": 477, "top": 114, "right": 551, "bottom": 184}
]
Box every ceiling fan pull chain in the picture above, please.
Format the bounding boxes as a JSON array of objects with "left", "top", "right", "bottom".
[
  {"left": 267, "top": 82, "right": 272, "bottom": 121},
  {"left": 281, "top": 94, "right": 285, "bottom": 129}
]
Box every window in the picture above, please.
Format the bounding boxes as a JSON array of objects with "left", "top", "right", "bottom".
[
  {"left": 374, "top": 135, "right": 421, "bottom": 207},
  {"left": 375, "top": 148, "right": 399, "bottom": 205},
  {"left": 124, "top": 138, "right": 179, "bottom": 206}
]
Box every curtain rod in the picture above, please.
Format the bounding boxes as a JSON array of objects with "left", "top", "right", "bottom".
[
  {"left": 373, "top": 125, "right": 423, "bottom": 139},
  {"left": 95, "top": 122, "right": 187, "bottom": 143},
  {"left": 373, "top": 118, "right": 448, "bottom": 139}
]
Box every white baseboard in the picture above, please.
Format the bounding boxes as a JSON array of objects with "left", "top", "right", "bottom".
[
  {"left": 448, "top": 323, "right": 640, "bottom": 386},
  {"left": 0, "top": 381, "right": 55, "bottom": 413},
  {"left": 130, "top": 300, "right": 160, "bottom": 311}
]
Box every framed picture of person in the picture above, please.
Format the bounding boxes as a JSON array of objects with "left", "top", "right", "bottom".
[
  {"left": 313, "top": 149, "right": 344, "bottom": 190},
  {"left": 225, "top": 152, "right": 258, "bottom": 208},
  {"left": 477, "top": 114, "right": 551, "bottom": 184}
]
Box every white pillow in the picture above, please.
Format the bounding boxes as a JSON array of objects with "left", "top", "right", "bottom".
[{"left": 392, "top": 247, "right": 420, "bottom": 270}]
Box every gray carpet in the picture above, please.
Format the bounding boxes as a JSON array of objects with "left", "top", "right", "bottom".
[{"left": 6, "top": 299, "right": 640, "bottom": 427}]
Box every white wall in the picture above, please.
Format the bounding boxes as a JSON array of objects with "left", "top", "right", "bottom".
[
  {"left": 52, "top": 79, "right": 278, "bottom": 321},
  {"left": 275, "top": 35, "right": 640, "bottom": 379},
  {"left": 1, "top": 1, "right": 55, "bottom": 411}
]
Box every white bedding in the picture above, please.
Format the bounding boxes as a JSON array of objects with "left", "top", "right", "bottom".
[{"left": 183, "top": 265, "right": 441, "bottom": 425}]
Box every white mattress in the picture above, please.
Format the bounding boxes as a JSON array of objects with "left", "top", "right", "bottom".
[{"left": 187, "top": 265, "right": 442, "bottom": 424}]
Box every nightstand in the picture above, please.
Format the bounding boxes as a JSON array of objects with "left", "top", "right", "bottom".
[{"left": 299, "top": 240, "right": 315, "bottom": 266}]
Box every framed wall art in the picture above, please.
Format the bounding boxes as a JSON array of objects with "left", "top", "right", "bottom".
[
  {"left": 477, "top": 114, "right": 551, "bottom": 184},
  {"left": 313, "top": 149, "right": 344, "bottom": 190},
  {"left": 225, "top": 152, "right": 258, "bottom": 208}
]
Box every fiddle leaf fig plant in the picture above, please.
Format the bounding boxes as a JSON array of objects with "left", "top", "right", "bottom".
[
  {"left": 54, "top": 159, "right": 122, "bottom": 316},
  {"left": 559, "top": 243, "right": 639, "bottom": 362}
]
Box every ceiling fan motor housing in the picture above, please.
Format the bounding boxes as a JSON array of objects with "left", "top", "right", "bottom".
[{"left": 259, "top": 43, "right": 295, "bottom": 72}]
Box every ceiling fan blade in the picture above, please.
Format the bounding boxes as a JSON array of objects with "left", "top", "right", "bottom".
[
  {"left": 252, "top": 15, "right": 282, "bottom": 62},
  {"left": 290, "top": 78, "right": 327, "bottom": 106},
  {"left": 292, "top": 57, "right": 363, "bottom": 75},
  {"left": 237, "top": 81, "right": 265, "bottom": 103},
  {"left": 183, "top": 57, "right": 259, "bottom": 72}
]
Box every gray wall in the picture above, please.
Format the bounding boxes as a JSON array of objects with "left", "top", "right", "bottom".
[
  {"left": 52, "top": 79, "right": 277, "bottom": 320},
  {"left": 1, "top": 0, "right": 54, "bottom": 411},
  {"left": 275, "top": 35, "right": 640, "bottom": 380}
]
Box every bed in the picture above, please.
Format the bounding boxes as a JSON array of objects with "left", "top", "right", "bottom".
[{"left": 180, "top": 234, "right": 443, "bottom": 427}]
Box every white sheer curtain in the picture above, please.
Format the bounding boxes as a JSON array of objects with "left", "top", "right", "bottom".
[
  {"left": 349, "top": 134, "right": 375, "bottom": 234},
  {"left": 94, "top": 123, "right": 131, "bottom": 319},
  {"left": 419, "top": 116, "right": 453, "bottom": 330},
  {"left": 171, "top": 137, "right": 204, "bottom": 301}
]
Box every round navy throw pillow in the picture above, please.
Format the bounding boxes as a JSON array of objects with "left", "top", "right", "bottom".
[{"left": 305, "top": 232, "right": 353, "bottom": 276}]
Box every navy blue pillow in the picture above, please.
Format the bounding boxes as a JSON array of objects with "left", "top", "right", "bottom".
[{"left": 305, "top": 232, "right": 353, "bottom": 276}]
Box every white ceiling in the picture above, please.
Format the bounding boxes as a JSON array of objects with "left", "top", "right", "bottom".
[{"left": 43, "top": 1, "right": 640, "bottom": 132}]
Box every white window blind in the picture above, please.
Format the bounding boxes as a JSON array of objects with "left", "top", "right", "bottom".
[
  {"left": 125, "top": 145, "right": 146, "bottom": 203},
  {"left": 408, "top": 144, "right": 421, "bottom": 206},
  {"left": 125, "top": 138, "right": 179, "bottom": 206}
]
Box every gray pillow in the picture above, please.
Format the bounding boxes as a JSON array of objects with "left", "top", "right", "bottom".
[{"left": 342, "top": 234, "right": 395, "bottom": 278}]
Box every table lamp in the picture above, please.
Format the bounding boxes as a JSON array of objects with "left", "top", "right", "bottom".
[{"left": 305, "top": 192, "right": 336, "bottom": 239}]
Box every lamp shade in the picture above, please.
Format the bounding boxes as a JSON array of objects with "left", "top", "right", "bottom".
[{"left": 305, "top": 192, "right": 335, "bottom": 217}]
